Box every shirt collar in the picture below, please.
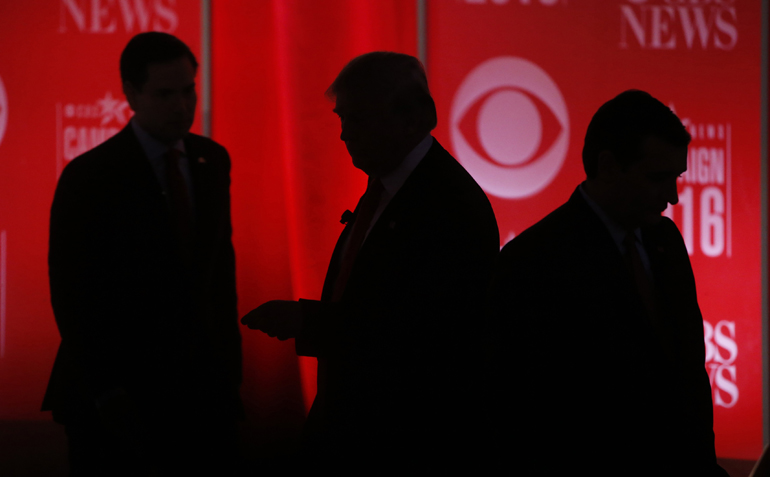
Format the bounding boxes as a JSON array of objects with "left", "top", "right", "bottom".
[
  {"left": 579, "top": 182, "right": 642, "bottom": 253},
  {"left": 130, "top": 118, "right": 186, "bottom": 161},
  {"left": 379, "top": 135, "right": 433, "bottom": 197}
]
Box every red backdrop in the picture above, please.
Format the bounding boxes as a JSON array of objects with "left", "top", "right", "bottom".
[
  {"left": 0, "top": 0, "right": 764, "bottom": 462},
  {"left": 427, "top": 0, "right": 762, "bottom": 460}
]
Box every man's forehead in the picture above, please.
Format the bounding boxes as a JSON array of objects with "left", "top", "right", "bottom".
[
  {"left": 334, "top": 89, "right": 388, "bottom": 112},
  {"left": 638, "top": 135, "right": 688, "bottom": 169},
  {"left": 144, "top": 58, "right": 196, "bottom": 86}
]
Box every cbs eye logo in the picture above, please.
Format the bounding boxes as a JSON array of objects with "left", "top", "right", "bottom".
[
  {"left": 0, "top": 75, "right": 7, "bottom": 148},
  {"left": 450, "top": 57, "right": 569, "bottom": 199}
]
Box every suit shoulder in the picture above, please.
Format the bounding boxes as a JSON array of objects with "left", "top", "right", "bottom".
[
  {"left": 436, "top": 152, "right": 497, "bottom": 231},
  {"left": 647, "top": 216, "right": 689, "bottom": 256},
  {"left": 657, "top": 216, "right": 682, "bottom": 237},
  {"left": 507, "top": 200, "right": 575, "bottom": 249},
  {"left": 402, "top": 141, "right": 498, "bottom": 244},
  {"left": 186, "top": 133, "right": 230, "bottom": 160},
  {"left": 59, "top": 128, "right": 132, "bottom": 182},
  {"left": 428, "top": 142, "right": 494, "bottom": 208}
]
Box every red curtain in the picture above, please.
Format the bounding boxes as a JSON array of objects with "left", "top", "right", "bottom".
[{"left": 211, "top": 0, "right": 417, "bottom": 435}]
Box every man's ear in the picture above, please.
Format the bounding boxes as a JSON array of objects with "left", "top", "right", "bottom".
[
  {"left": 122, "top": 81, "right": 138, "bottom": 111},
  {"left": 405, "top": 114, "right": 428, "bottom": 138},
  {"left": 596, "top": 150, "right": 620, "bottom": 182}
]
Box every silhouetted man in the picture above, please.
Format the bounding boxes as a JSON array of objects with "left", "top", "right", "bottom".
[
  {"left": 43, "top": 32, "right": 241, "bottom": 475},
  {"left": 242, "top": 52, "right": 499, "bottom": 470},
  {"left": 487, "top": 90, "right": 726, "bottom": 476}
]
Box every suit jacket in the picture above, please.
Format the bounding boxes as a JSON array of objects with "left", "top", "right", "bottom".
[
  {"left": 42, "top": 125, "right": 241, "bottom": 423},
  {"left": 487, "top": 187, "right": 725, "bottom": 476},
  {"left": 296, "top": 139, "right": 499, "bottom": 466}
]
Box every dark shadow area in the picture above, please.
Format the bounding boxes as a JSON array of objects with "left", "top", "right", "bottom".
[
  {"left": 0, "top": 417, "right": 305, "bottom": 477},
  {"left": 0, "top": 420, "right": 758, "bottom": 477},
  {"left": 717, "top": 458, "right": 758, "bottom": 477},
  {"left": 0, "top": 420, "right": 68, "bottom": 477}
]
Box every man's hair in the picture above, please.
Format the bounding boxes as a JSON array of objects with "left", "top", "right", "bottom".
[
  {"left": 582, "top": 90, "right": 691, "bottom": 178},
  {"left": 120, "top": 32, "right": 198, "bottom": 91},
  {"left": 326, "top": 51, "right": 437, "bottom": 133}
]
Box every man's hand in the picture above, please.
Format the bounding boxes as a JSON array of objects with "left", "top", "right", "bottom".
[{"left": 241, "top": 300, "right": 302, "bottom": 340}]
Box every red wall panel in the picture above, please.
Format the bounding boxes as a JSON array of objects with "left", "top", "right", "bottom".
[
  {"left": 0, "top": 0, "right": 763, "bottom": 462},
  {"left": 427, "top": 0, "right": 762, "bottom": 460}
]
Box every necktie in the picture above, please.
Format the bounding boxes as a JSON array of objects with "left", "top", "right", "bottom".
[
  {"left": 164, "top": 149, "right": 194, "bottom": 260},
  {"left": 623, "top": 232, "right": 676, "bottom": 359},
  {"left": 331, "top": 179, "right": 384, "bottom": 302},
  {"left": 623, "top": 232, "right": 656, "bottom": 317}
]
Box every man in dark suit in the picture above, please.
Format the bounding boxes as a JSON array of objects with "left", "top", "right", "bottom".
[
  {"left": 43, "top": 32, "right": 241, "bottom": 475},
  {"left": 487, "top": 90, "right": 726, "bottom": 475},
  {"left": 242, "top": 52, "right": 499, "bottom": 469}
]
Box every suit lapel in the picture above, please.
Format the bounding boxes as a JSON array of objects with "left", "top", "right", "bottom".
[
  {"left": 642, "top": 224, "right": 683, "bottom": 357},
  {"left": 115, "top": 125, "right": 166, "bottom": 198},
  {"left": 321, "top": 144, "right": 439, "bottom": 302},
  {"left": 110, "top": 126, "right": 177, "bottom": 251},
  {"left": 184, "top": 135, "right": 221, "bottom": 275},
  {"left": 641, "top": 225, "right": 670, "bottom": 293},
  {"left": 352, "top": 141, "right": 439, "bottom": 262},
  {"left": 569, "top": 189, "right": 664, "bottom": 341},
  {"left": 184, "top": 136, "right": 207, "bottom": 223},
  {"left": 568, "top": 189, "right": 632, "bottom": 286}
]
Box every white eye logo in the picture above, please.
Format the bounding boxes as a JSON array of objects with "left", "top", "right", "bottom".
[
  {"left": 0, "top": 75, "right": 7, "bottom": 148},
  {"left": 450, "top": 57, "right": 569, "bottom": 199}
]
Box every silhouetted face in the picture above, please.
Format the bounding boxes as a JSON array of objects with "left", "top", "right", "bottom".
[
  {"left": 334, "top": 89, "right": 412, "bottom": 177},
  {"left": 606, "top": 135, "right": 687, "bottom": 230},
  {"left": 123, "top": 57, "right": 197, "bottom": 145}
]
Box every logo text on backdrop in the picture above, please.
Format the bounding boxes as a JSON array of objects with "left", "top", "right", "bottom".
[
  {"left": 620, "top": 0, "right": 737, "bottom": 50},
  {"left": 704, "top": 320, "right": 738, "bottom": 408},
  {"left": 59, "top": 0, "right": 178, "bottom": 33},
  {"left": 56, "top": 92, "right": 130, "bottom": 176},
  {"left": 463, "top": 0, "right": 566, "bottom": 5},
  {"left": 450, "top": 57, "right": 569, "bottom": 200},
  {"left": 664, "top": 117, "right": 732, "bottom": 258}
]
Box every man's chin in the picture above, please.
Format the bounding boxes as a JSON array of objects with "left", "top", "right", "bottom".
[
  {"left": 641, "top": 213, "right": 664, "bottom": 227},
  {"left": 158, "top": 126, "right": 191, "bottom": 144},
  {"left": 351, "top": 156, "right": 374, "bottom": 175}
]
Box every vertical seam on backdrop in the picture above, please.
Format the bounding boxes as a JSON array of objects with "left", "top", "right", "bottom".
[
  {"left": 760, "top": 0, "right": 770, "bottom": 445},
  {"left": 201, "top": 0, "right": 212, "bottom": 137},
  {"left": 1, "top": 230, "right": 6, "bottom": 358},
  {"left": 417, "top": 0, "right": 427, "bottom": 67},
  {"left": 56, "top": 102, "right": 63, "bottom": 178},
  {"left": 727, "top": 123, "right": 732, "bottom": 258}
]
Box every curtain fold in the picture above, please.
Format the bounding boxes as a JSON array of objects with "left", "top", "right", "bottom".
[{"left": 211, "top": 0, "right": 417, "bottom": 428}]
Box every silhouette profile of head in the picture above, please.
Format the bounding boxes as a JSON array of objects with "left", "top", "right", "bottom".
[
  {"left": 327, "top": 52, "right": 437, "bottom": 177},
  {"left": 120, "top": 32, "right": 198, "bottom": 145},
  {"left": 582, "top": 90, "right": 691, "bottom": 231}
]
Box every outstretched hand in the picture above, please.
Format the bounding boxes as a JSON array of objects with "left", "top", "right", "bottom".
[{"left": 241, "top": 300, "right": 302, "bottom": 340}]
